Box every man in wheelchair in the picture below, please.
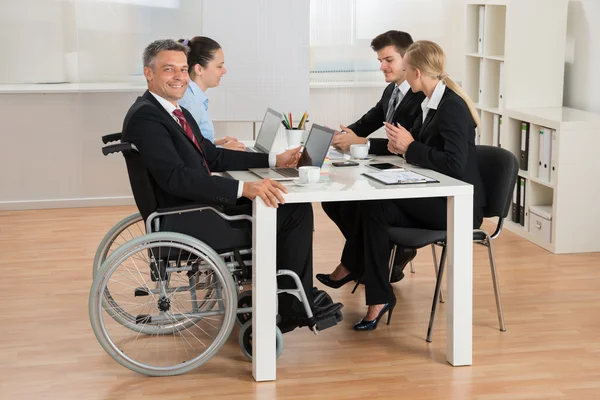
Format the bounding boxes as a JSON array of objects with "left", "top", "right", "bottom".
[{"left": 121, "top": 39, "right": 342, "bottom": 333}]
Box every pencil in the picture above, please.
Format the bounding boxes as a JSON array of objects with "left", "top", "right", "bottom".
[{"left": 298, "top": 112, "right": 308, "bottom": 129}]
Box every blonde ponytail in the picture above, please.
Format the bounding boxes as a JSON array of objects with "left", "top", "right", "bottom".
[
  {"left": 443, "top": 76, "right": 480, "bottom": 127},
  {"left": 405, "top": 41, "right": 480, "bottom": 127}
]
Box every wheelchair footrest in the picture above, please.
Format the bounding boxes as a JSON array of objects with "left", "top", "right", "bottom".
[{"left": 314, "top": 314, "right": 339, "bottom": 332}]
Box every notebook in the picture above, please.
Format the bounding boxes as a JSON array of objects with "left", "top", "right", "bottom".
[{"left": 362, "top": 169, "right": 439, "bottom": 185}]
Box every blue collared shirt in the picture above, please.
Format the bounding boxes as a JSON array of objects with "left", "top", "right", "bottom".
[{"left": 179, "top": 80, "right": 215, "bottom": 143}]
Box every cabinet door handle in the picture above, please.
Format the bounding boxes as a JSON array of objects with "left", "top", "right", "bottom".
[{"left": 536, "top": 221, "right": 542, "bottom": 229}]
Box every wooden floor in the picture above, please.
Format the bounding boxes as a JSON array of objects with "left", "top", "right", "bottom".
[{"left": 1, "top": 204, "right": 600, "bottom": 399}]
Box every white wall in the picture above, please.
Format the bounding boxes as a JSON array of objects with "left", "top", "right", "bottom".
[
  {"left": 2, "top": 0, "right": 598, "bottom": 210},
  {"left": 563, "top": 0, "right": 600, "bottom": 114}
]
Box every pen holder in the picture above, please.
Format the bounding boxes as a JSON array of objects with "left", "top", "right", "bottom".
[{"left": 286, "top": 129, "right": 303, "bottom": 149}]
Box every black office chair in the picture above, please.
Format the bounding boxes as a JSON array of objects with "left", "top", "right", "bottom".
[{"left": 386, "top": 145, "right": 519, "bottom": 342}]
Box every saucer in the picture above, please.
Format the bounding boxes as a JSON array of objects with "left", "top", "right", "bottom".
[
  {"left": 349, "top": 155, "right": 375, "bottom": 161},
  {"left": 292, "top": 179, "right": 326, "bottom": 187}
]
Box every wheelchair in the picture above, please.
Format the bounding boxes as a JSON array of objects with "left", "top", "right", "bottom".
[{"left": 90, "top": 133, "right": 341, "bottom": 377}]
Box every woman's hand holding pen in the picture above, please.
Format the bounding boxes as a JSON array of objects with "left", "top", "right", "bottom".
[{"left": 384, "top": 122, "right": 414, "bottom": 155}]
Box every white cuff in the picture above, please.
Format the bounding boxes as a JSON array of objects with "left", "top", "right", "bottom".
[
  {"left": 237, "top": 181, "right": 244, "bottom": 198},
  {"left": 268, "top": 152, "right": 277, "bottom": 167}
]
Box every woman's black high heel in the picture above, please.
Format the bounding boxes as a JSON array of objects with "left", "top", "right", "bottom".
[
  {"left": 316, "top": 272, "right": 359, "bottom": 289},
  {"left": 352, "top": 301, "right": 396, "bottom": 331}
]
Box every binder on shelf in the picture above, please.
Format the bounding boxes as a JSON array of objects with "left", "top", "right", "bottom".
[
  {"left": 537, "top": 128, "right": 544, "bottom": 179},
  {"left": 478, "top": 58, "right": 485, "bottom": 102},
  {"left": 511, "top": 182, "right": 519, "bottom": 223},
  {"left": 550, "top": 129, "right": 557, "bottom": 183},
  {"left": 498, "top": 62, "right": 505, "bottom": 109},
  {"left": 519, "top": 177, "right": 526, "bottom": 226},
  {"left": 498, "top": 116, "right": 503, "bottom": 148},
  {"left": 538, "top": 127, "right": 551, "bottom": 182},
  {"left": 478, "top": 5, "right": 485, "bottom": 55},
  {"left": 520, "top": 122, "right": 530, "bottom": 170},
  {"left": 493, "top": 114, "right": 500, "bottom": 147}
]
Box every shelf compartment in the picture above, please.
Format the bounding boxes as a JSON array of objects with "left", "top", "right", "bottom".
[
  {"left": 501, "top": 117, "right": 522, "bottom": 161},
  {"left": 464, "top": 56, "right": 482, "bottom": 103},
  {"left": 481, "top": 58, "right": 501, "bottom": 108},
  {"left": 466, "top": 4, "right": 484, "bottom": 55},
  {"left": 483, "top": 5, "right": 506, "bottom": 58},
  {"left": 478, "top": 111, "right": 494, "bottom": 146}
]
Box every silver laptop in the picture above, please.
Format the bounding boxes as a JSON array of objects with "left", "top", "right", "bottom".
[
  {"left": 246, "top": 108, "right": 284, "bottom": 153},
  {"left": 248, "top": 124, "right": 335, "bottom": 181}
]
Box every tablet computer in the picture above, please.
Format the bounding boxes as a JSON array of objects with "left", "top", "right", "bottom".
[{"left": 367, "top": 162, "right": 404, "bottom": 170}]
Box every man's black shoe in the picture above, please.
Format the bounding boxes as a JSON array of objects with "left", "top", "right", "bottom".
[{"left": 390, "top": 248, "right": 417, "bottom": 283}]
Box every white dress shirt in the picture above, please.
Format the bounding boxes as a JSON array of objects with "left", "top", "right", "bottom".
[
  {"left": 393, "top": 79, "right": 411, "bottom": 111},
  {"left": 421, "top": 80, "right": 447, "bottom": 122}
]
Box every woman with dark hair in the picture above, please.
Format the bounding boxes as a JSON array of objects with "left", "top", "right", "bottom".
[{"left": 178, "top": 37, "right": 245, "bottom": 151}]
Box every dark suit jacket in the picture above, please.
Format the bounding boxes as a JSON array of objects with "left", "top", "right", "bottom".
[
  {"left": 121, "top": 90, "right": 268, "bottom": 209},
  {"left": 348, "top": 82, "right": 425, "bottom": 155},
  {"left": 405, "top": 87, "right": 486, "bottom": 210}
]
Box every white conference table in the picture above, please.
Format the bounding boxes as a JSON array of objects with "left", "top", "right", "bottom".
[{"left": 227, "top": 152, "right": 473, "bottom": 382}]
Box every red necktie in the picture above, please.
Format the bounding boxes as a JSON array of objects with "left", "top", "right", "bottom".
[{"left": 172, "top": 109, "right": 211, "bottom": 174}]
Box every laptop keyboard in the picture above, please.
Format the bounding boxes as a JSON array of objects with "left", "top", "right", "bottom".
[{"left": 270, "top": 168, "right": 298, "bottom": 178}]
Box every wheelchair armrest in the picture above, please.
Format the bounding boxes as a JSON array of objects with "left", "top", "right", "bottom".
[
  {"left": 147, "top": 204, "right": 252, "bottom": 233},
  {"left": 155, "top": 203, "right": 226, "bottom": 214},
  {"left": 102, "top": 132, "right": 122, "bottom": 144},
  {"left": 102, "top": 142, "right": 138, "bottom": 156}
]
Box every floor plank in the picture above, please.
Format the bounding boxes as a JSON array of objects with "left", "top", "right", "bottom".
[{"left": 0, "top": 204, "right": 599, "bottom": 399}]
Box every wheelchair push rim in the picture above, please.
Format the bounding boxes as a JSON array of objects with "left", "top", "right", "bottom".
[{"left": 89, "top": 232, "right": 238, "bottom": 376}]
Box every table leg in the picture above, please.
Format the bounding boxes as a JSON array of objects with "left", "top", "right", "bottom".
[
  {"left": 252, "top": 199, "right": 278, "bottom": 381},
  {"left": 446, "top": 193, "right": 473, "bottom": 366}
]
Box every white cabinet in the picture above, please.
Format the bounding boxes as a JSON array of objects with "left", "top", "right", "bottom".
[{"left": 465, "top": 0, "right": 600, "bottom": 253}]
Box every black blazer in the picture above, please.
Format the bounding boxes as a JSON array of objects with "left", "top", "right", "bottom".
[
  {"left": 405, "top": 87, "right": 486, "bottom": 210},
  {"left": 348, "top": 82, "right": 425, "bottom": 155},
  {"left": 122, "top": 90, "right": 268, "bottom": 209}
]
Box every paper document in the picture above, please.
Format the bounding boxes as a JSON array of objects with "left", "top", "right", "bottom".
[
  {"left": 327, "top": 147, "right": 346, "bottom": 160},
  {"left": 362, "top": 169, "right": 438, "bottom": 185}
]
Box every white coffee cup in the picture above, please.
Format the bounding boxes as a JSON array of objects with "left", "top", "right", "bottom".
[
  {"left": 350, "top": 144, "right": 369, "bottom": 159},
  {"left": 286, "top": 129, "right": 303, "bottom": 148},
  {"left": 298, "top": 166, "right": 320, "bottom": 184}
]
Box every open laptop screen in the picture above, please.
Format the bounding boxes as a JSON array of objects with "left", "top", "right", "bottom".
[
  {"left": 254, "top": 108, "right": 283, "bottom": 153},
  {"left": 298, "top": 124, "right": 335, "bottom": 167}
]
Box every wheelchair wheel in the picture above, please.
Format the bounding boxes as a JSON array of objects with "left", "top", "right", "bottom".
[
  {"left": 236, "top": 290, "right": 252, "bottom": 327},
  {"left": 238, "top": 319, "right": 283, "bottom": 362},
  {"left": 89, "top": 232, "right": 237, "bottom": 376},
  {"left": 94, "top": 213, "right": 218, "bottom": 330},
  {"left": 93, "top": 212, "right": 144, "bottom": 277}
]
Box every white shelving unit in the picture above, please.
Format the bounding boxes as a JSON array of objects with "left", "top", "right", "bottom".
[
  {"left": 501, "top": 107, "right": 600, "bottom": 254},
  {"left": 465, "top": 0, "right": 600, "bottom": 254}
]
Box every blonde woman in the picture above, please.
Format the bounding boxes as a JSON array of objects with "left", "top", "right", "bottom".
[{"left": 319, "top": 40, "right": 486, "bottom": 331}]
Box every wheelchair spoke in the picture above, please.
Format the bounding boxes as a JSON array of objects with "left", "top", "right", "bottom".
[
  {"left": 168, "top": 304, "right": 212, "bottom": 347},
  {"left": 91, "top": 234, "right": 238, "bottom": 375}
]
